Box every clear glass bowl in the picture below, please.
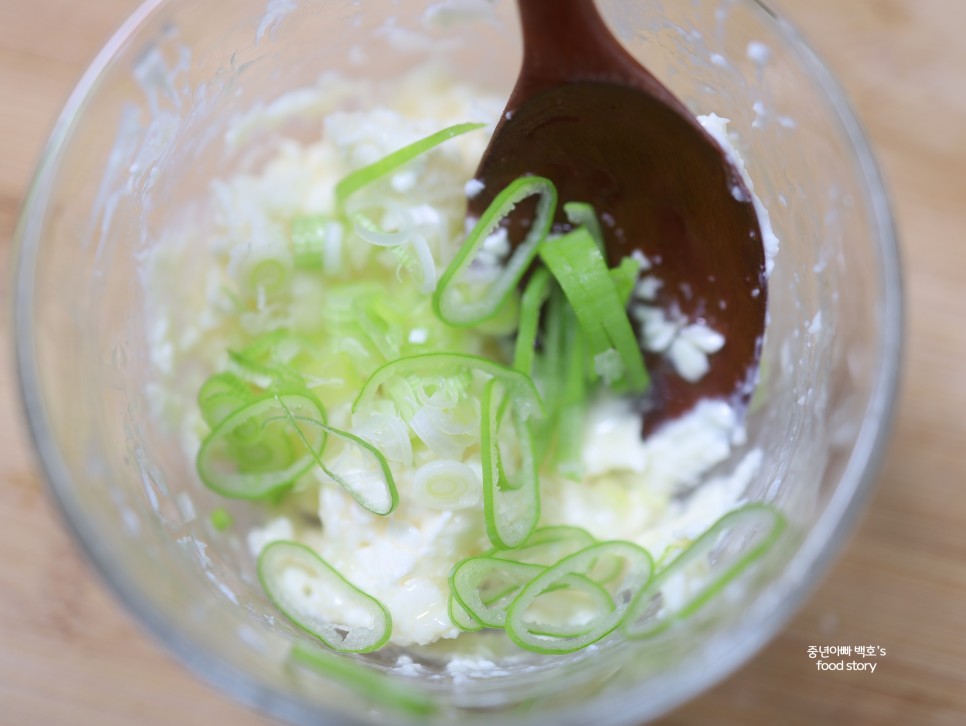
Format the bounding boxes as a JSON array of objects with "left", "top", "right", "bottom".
[{"left": 12, "top": 0, "right": 901, "bottom": 723}]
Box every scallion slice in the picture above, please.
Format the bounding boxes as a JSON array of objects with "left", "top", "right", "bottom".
[
  {"left": 450, "top": 556, "right": 545, "bottom": 628},
  {"left": 196, "top": 392, "right": 327, "bottom": 499},
  {"left": 553, "top": 307, "right": 588, "bottom": 480},
  {"left": 227, "top": 330, "right": 308, "bottom": 390},
  {"left": 314, "top": 425, "right": 399, "bottom": 516},
  {"left": 259, "top": 541, "right": 391, "bottom": 653},
  {"left": 563, "top": 201, "right": 604, "bottom": 251},
  {"left": 198, "top": 372, "right": 254, "bottom": 428},
  {"left": 290, "top": 643, "right": 437, "bottom": 717},
  {"left": 609, "top": 256, "right": 642, "bottom": 306},
  {"left": 513, "top": 267, "right": 551, "bottom": 376},
  {"left": 505, "top": 541, "right": 654, "bottom": 654},
  {"left": 353, "top": 352, "right": 544, "bottom": 420},
  {"left": 411, "top": 459, "right": 480, "bottom": 510},
  {"left": 487, "top": 525, "right": 596, "bottom": 567},
  {"left": 209, "top": 507, "right": 234, "bottom": 532},
  {"left": 481, "top": 378, "right": 540, "bottom": 549},
  {"left": 448, "top": 593, "right": 484, "bottom": 632},
  {"left": 538, "top": 227, "right": 649, "bottom": 392},
  {"left": 291, "top": 215, "right": 341, "bottom": 270},
  {"left": 273, "top": 395, "right": 398, "bottom": 516},
  {"left": 335, "top": 122, "right": 486, "bottom": 209},
  {"left": 434, "top": 176, "right": 557, "bottom": 326},
  {"left": 622, "top": 503, "right": 786, "bottom": 639}
]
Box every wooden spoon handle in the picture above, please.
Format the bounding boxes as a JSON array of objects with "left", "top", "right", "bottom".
[{"left": 512, "top": 0, "right": 665, "bottom": 102}]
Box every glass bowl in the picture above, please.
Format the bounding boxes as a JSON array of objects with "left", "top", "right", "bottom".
[{"left": 12, "top": 0, "right": 901, "bottom": 723}]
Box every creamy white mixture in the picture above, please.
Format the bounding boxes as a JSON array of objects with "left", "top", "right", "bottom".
[{"left": 145, "top": 69, "right": 768, "bottom": 648}]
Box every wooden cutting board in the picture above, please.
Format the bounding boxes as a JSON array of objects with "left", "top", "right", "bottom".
[{"left": 2, "top": 1, "right": 964, "bottom": 723}]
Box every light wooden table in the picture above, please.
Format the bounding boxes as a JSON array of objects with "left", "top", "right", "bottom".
[{"left": 2, "top": 1, "right": 964, "bottom": 724}]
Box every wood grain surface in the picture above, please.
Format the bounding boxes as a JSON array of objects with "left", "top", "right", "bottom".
[{"left": 2, "top": 1, "right": 964, "bottom": 724}]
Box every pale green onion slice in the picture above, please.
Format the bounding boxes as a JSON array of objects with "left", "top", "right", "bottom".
[
  {"left": 623, "top": 503, "right": 786, "bottom": 639},
  {"left": 291, "top": 215, "right": 340, "bottom": 270},
  {"left": 350, "top": 209, "right": 415, "bottom": 247},
  {"left": 434, "top": 176, "right": 557, "bottom": 326},
  {"left": 316, "top": 426, "right": 399, "bottom": 516},
  {"left": 521, "top": 575, "right": 617, "bottom": 638},
  {"left": 272, "top": 395, "right": 398, "bottom": 516},
  {"left": 481, "top": 378, "right": 539, "bottom": 549},
  {"left": 553, "top": 308, "right": 588, "bottom": 480},
  {"left": 209, "top": 508, "right": 234, "bottom": 532},
  {"left": 530, "top": 285, "right": 567, "bottom": 460},
  {"left": 513, "top": 267, "right": 551, "bottom": 376},
  {"left": 412, "top": 459, "right": 480, "bottom": 510},
  {"left": 241, "top": 248, "right": 293, "bottom": 297},
  {"left": 354, "top": 297, "right": 401, "bottom": 362},
  {"left": 505, "top": 541, "right": 654, "bottom": 654},
  {"left": 609, "top": 256, "right": 642, "bottom": 305},
  {"left": 196, "top": 393, "right": 327, "bottom": 500},
  {"left": 227, "top": 330, "right": 307, "bottom": 390},
  {"left": 290, "top": 643, "right": 437, "bottom": 717},
  {"left": 335, "top": 122, "right": 486, "bottom": 209},
  {"left": 450, "top": 556, "right": 545, "bottom": 628},
  {"left": 563, "top": 201, "right": 604, "bottom": 251},
  {"left": 353, "top": 353, "right": 544, "bottom": 420},
  {"left": 487, "top": 525, "right": 596, "bottom": 567},
  {"left": 259, "top": 541, "right": 391, "bottom": 653},
  {"left": 448, "top": 593, "right": 484, "bottom": 632},
  {"left": 538, "top": 227, "right": 649, "bottom": 392},
  {"left": 198, "top": 372, "right": 254, "bottom": 428}
]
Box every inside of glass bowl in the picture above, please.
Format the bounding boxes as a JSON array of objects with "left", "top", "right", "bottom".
[{"left": 21, "top": 0, "right": 893, "bottom": 722}]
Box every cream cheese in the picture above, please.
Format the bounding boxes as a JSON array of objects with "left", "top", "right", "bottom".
[{"left": 145, "top": 69, "right": 766, "bottom": 650}]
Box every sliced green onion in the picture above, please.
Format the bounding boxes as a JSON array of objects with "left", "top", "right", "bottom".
[
  {"left": 354, "top": 296, "right": 401, "bottom": 362},
  {"left": 273, "top": 395, "right": 398, "bottom": 516},
  {"left": 353, "top": 353, "right": 544, "bottom": 420},
  {"left": 609, "top": 256, "right": 642, "bottom": 306},
  {"left": 520, "top": 574, "right": 616, "bottom": 638},
  {"left": 198, "top": 372, "right": 254, "bottom": 428},
  {"left": 487, "top": 525, "right": 596, "bottom": 567},
  {"left": 530, "top": 285, "right": 567, "bottom": 461},
  {"left": 411, "top": 459, "right": 480, "bottom": 510},
  {"left": 481, "top": 379, "right": 539, "bottom": 549},
  {"left": 505, "top": 541, "right": 654, "bottom": 654},
  {"left": 209, "top": 508, "right": 234, "bottom": 532},
  {"left": 196, "top": 393, "right": 327, "bottom": 500},
  {"left": 563, "top": 201, "right": 604, "bottom": 251},
  {"left": 259, "top": 541, "right": 391, "bottom": 653},
  {"left": 350, "top": 209, "right": 414, "bottom": 247},
  {"left": 450, "top": 556, "right": 545, "bottom": 628},
  {"left": 553, "top": 307, "right": 588, "bottom": 480},
  {"left": 335, "top": 122, "right": 486, "bottom": 209},
  {"left": 290, "top": 643, "right": 437, "bottom": 717},
  {"left": 291, "top": 215, "right": 341, "bottom": 270},
  {"left": 538, "top": 227, "right": 649, "bottom": 392},
  {"left": 239, "top": 245, "right": 293, "bottom": 297},
  {"left": 434, "top": 176, "right": 557, "bottom": 326},
  {"left": 623, "top": 503, "right": 786, "bottom": 639},
  {"left": 228, "top": 330, "right": 307, "bottom": 390},
  {"left": 448, "top": 593, "right": 484, "bottom": 632},
  {"left": 513, "top": 267, "right": 551, "bottom": 375}
]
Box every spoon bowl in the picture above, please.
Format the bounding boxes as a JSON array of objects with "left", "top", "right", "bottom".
[{"left": 469, "top": 0, "right": 767, "bottom": 432}]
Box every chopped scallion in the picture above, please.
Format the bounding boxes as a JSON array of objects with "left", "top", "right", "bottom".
[
  {"left": 434, "top": 176, "right": 557, "bottom": 326},
  {"left": 538, "top": 227, "right": 649, "bottom": 392},
  {"left": 259, "top": 541, "right": 391, "bottom": 653},
  {"left": 335, "top": 122, "right": 486, "bottom": 209},
  {"left": 623, "top": 503, "right": 786, "bottom": 639}
]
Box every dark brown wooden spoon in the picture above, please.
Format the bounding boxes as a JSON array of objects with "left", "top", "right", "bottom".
[{"left": 468, "top": 0, "right": 767, "bottom": 436}]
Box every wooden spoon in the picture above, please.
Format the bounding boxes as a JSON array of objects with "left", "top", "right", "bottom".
[{"left": 468, "top": 0, "right": 767, "bottom": 435}]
